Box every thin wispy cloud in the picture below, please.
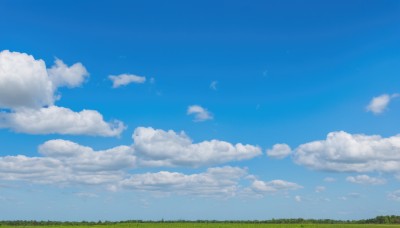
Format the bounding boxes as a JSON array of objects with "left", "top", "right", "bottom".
[{"left": 210, "top": 81, "right": 218, "bottom": 90}]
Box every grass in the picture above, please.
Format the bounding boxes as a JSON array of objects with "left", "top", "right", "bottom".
[{"left": 2, "top": 224, "right": 400, "bottom": 228}]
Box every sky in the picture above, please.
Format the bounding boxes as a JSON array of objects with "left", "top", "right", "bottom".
[{"left": 1, "top": 0, "right": 400, "bottom": 221}]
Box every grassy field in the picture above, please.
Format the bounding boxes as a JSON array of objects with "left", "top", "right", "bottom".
[{"left": 2, "top": 224, "right": 400, "bottom": 228}]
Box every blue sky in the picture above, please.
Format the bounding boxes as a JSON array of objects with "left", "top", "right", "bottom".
[{"left": 1, "top": 0, "right": 400, "bottom": 221}]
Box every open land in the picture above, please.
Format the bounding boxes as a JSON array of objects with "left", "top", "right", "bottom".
[{"left": 1, "top": 224, "right": 400, "bottom": 228}]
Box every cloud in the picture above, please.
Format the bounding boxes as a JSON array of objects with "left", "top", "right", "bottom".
[
  {"left": 187, "top": 105, "right": 213, "bottom": 122},
  {"left": 0, "top": 50, "right": 125, "bottom": 136},
  {"left": 366, "top": 94, "right": 398, "bottom": 115},
  {"left": 121, "top": 167, "right": 301, "bottom": 197},
  {"left": 0, "top": 126, "right": 260, "bottom": 183},
  {"left": 0, "top": 131, "right": 300, "bottom": 198},
  {"left": 294, "top": 195, "right": 302, "bottom": 202},
  {"left": 294, "top": 131, "right": 400, "bottom": 173},
  {"left": 48, "top": 58, "right": 89, "bottom": 88},
  {"left": 0, "top": 50, "right": 54, "bottom": 109},
  {"left": 0, "top": 139, "right": 135, "bottom": 185},
  {"left": 120, "top": 166, "right": 247, "bottom": 197},
  {"left": 250, "top": 179, "right": 302, "bottom": 194},
  {"left": 388, "top": 190, "right": 400, "bottom": 201},
  {"left": 109, "top": 74, "right": 146, "bottom": 88},
  {"left": 315, "top": 186, "right": 326, "bottom": 193},
  {"left": 266, "top": 143, "right": 292, "bottom": 159},
  {"left": 0, "top": 155, "right": 125, "bottom": 185},
  {"left": 39, "top": 139, "right": 136, "bottom": 172},
  {"left": 210, "top": 81, "right": 218, "bottom": 90},
  {"left": 346, "top": 175, "right": 386, "bottom": 185},
  {"left": 133, "top": 127, "right": 262, "bottom": 167},
  {"left": 0, "top": 106, "right": 125, "bottom": 136}
]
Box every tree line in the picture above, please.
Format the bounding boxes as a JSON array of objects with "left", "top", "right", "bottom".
[{"left": 1, "top": 215, "right": 400, "bottom": 226}]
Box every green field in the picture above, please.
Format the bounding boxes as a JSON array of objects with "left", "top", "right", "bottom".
[{"left": 2, "top": 224, "right": 400, "bottom": 228}]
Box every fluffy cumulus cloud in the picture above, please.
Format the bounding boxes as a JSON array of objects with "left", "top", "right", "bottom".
[
  {"left": 48, "top": 58, "right": 89, "bottom": 88},
  {"left": 294, "top": 131, "right": 400, "bottom": 173},
  {"left": 0, "top": 139, "right": 299, "bottom": 197},
  {"left": 120, "top": 166, "right": 247, "bottom": 197},
  {"left": 0, "top": 50, "right": 54, "bottom": 109},
  {"left": 0, "top": 127, "right": 296, "bottom": 198},
  {"left": 0, "top": 139, "right": 135, "bottom": 185},
  {"left": 0, "top": 152, "right": 289, "bottom": 197},
  {"left": 39, "top": 139, "right": 136, "bottom": 172},
  {"left": 0, "top": 106, "right": 124, "bottom": 136},
  {"left": 0, "top": 50, "right": 124, "bottom": 136},
  {"left": 346, "top": 175, "right": 386, "bottom": 185},
  {"left": 133, "top": 127, "right": 262, "bottom": 167},
  {"left": 109, "top": 74, "right": 146, "bottom": 88},
  {"left": 266, "top": 143, "right": 292, "bottom": 159},
  {"left": 366, "top": 93, "right": 398, "bottom": 115},
  {"left": 187, "top": 105, "right": 213, "bottom": 122}
]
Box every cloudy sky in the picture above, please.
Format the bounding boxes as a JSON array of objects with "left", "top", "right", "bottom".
[{"left": 1, "top": 0, "right": 400, "bottom": 221}]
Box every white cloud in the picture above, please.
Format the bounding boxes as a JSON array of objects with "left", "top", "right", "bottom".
[
  {"left": 6, "top": 154, "right": 243, "bottom": 196},
  {"left": 266, "top": 143, "right": 292, "bottom": 159},
  {"left": 294, "top": 195, "right": 302, "bottom": 202},
  {"left": 0, "top": 133, "right": 299, "bottom": 197},
  {"left": 120, "top": 166, "right": 247, "bottom": 197},
  {"left": 250, "top": 179, "right": 302, "bottom": 194},
  {"left": 0, "top": 155, "right": 124, "bottom": 185},
  {"left": 187, "top": 105, "right": 213, "bottom": 122},
  {"left": 0, "top": 126, "right": 261, "bottom": 187},
  {"left": 210, "top": 81, "right": 218, "bottom": 90},
  {"left": 121, "top": 166, "right": 301, "bottom": 197},
  {"left": 48, "top": 58, "right": 89, "bottom": 88},
  {"left": 0, "top": 50, "right": 125, "bottom": 137},
  {"left": 133, "top": 127, "right": 262, "bottom": 167},
  {"left": 0, "top": 50, "right": 54, "bottom": 109},
  {"left": 109, "top": 74, "right": 146, "bottom": 88},
  {"left": 0, "top": 139, "right": 136, "bottom": 185},
  {"left": 0, "top": 106, "right": 125, "bottom": 136},
  {"left": 366, "top": 94, "right": 398, "bottom": 115},
  {"left": 346, "top": 175, "right": 386, "bottom": 185},
  {"left": 388, "top": 190, "right": 400, "bottom": 201},
  {"left": 294, "top": 131, "right": 400, "bottom": 173},
  {"left": 39, "top": 139, "right": 136, "bottom": 172},
  {"left": 315, "top": 186, "right": 326, "bottom": 193}
]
